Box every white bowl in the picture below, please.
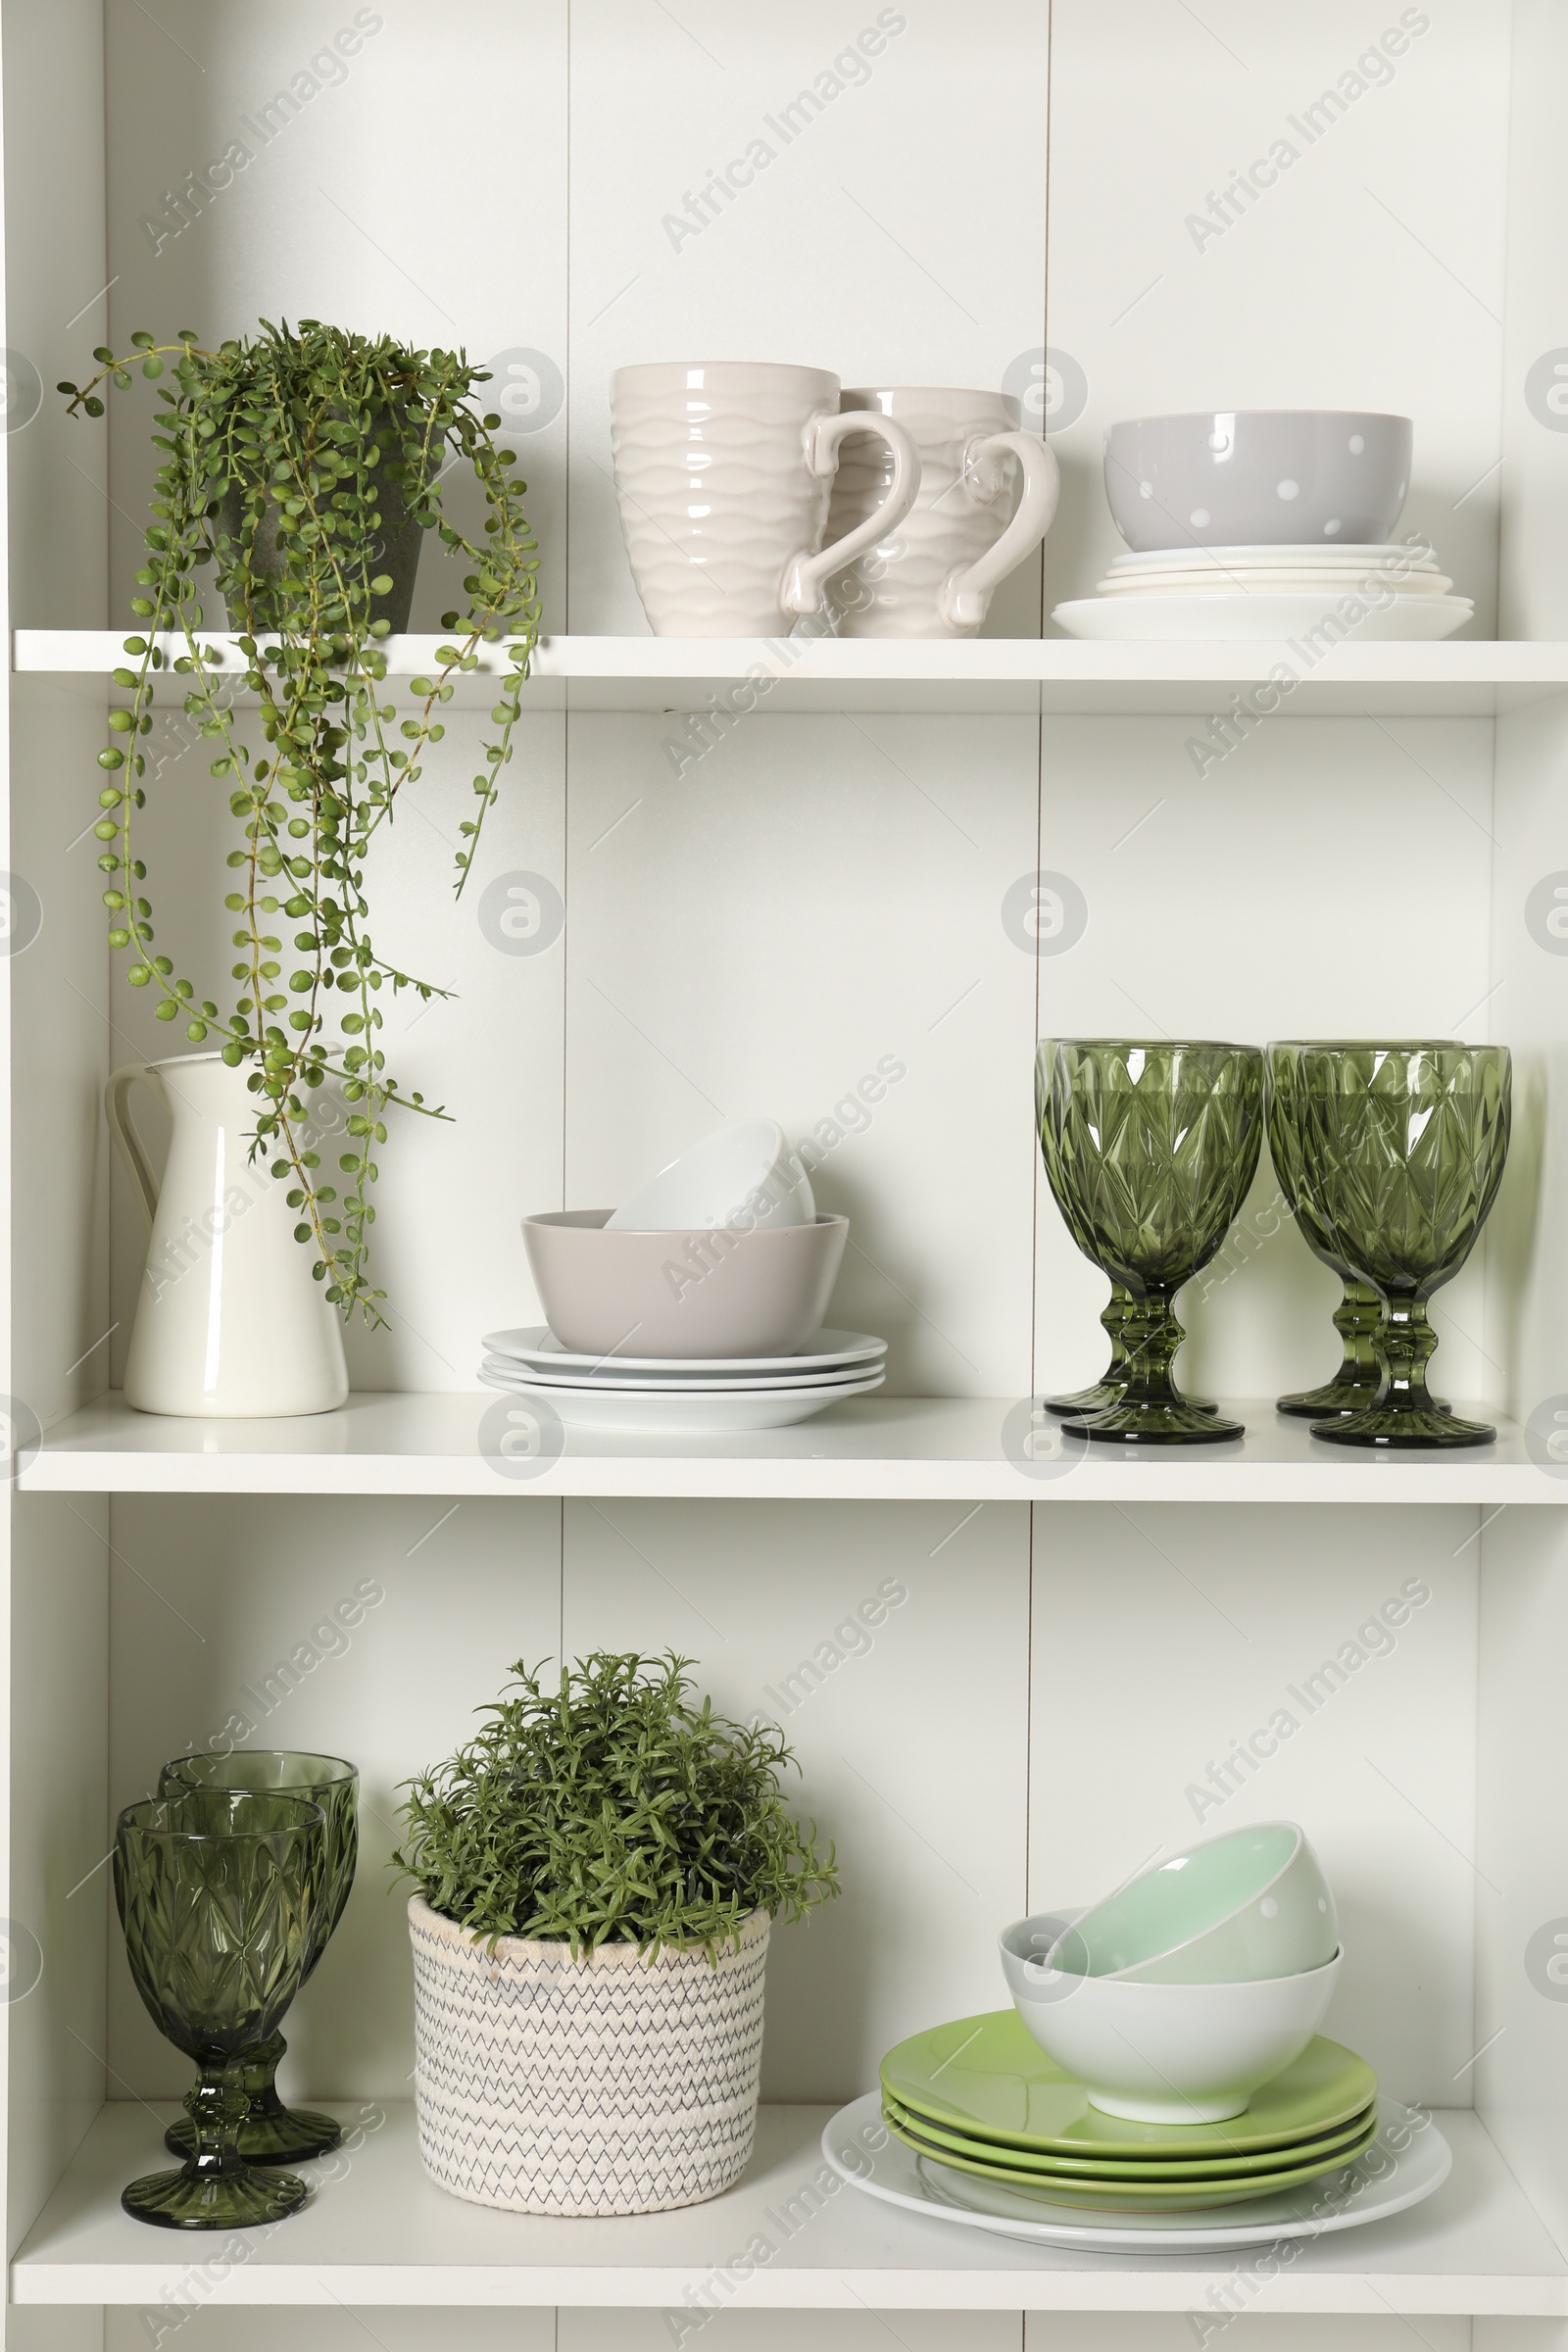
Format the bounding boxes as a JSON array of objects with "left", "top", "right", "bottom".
[
  {"left": 606, "top": 1118, "right": 814, "bottom": 1233},
  {"left": 999, "top": 1921, "right": 1342, "bottom": 2123}
]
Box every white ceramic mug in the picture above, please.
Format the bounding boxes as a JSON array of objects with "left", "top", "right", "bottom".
[
  {"left": 107, "top": 1053, "right": 349, "bottom": 1417},
  {"left": 825, "top": 387, "right": 1060, "bottom": 636},
  {"left": 610, "top": 361, "right": 921, "bottom": 636}
]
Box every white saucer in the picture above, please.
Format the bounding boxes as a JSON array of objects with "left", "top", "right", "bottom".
[
  {"left": 482, "top": 1326, "right": 887, "bottom": 1376},
  {"left": 1106, "top": 543, "right": 1441, "bottom": 570},
  {"left": 480, "top": 1355, "right": 881, "bottom": 1396},
  {"left": 821, "top": 2091, "right": 1450, "bottom": 2253},
  {"left": 1053, "top": 594, "right": 1471, "bottom": 642},
  {"left": 1099, "top": 570, "right": 1453, "bottom": 598},
  {"left": 478, "top": 1369, "right": 886, "bottom": 1433}
]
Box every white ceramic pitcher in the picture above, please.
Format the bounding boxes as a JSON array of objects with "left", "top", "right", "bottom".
[{"left": 107, "top": 1053, "right": 349, "bottom": 1418}]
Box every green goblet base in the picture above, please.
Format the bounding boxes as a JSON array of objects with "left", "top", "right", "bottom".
[
  {"left": 1276, "top": 1376, "right": 1384, "bottom": 1419},
  {"left": 122, "top": 2160, "right": 310, "bottom": 2230},
  {"left": 165, "top": 2103, "right": 342, "bottom": 2165},
  {"left": 1046, "top": 1382, "right": 1219, "bottom": 1420},
  {"left": 1077, "top": 1400, "right": 1245, "bottom": 1446},
  {"left": 1312, "top": 1407, "right": 1495, "bottom": 1450}
]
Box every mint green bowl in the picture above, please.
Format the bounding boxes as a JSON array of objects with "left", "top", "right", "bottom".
[{"left": 1048, "top": 1823, "right": 1338, "bottom": 1986}]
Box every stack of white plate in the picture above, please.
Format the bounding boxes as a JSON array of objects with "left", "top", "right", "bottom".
[
  {"left": 1054, "top": 544, "right": 1472, "bottom": 641},
  {"left": 480, "top": 1327, "right": 888, "bottom": 1434}
]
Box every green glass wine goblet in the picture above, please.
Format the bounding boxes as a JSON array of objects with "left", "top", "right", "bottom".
[
  {"left": 1292, "top": 1041, "right": 1511, "bottom": 1448},
  {"left": 116, "top": 1789, "right": 326, "bottom": 2228},
  {"left": 159, "top": 1750, "right": 358, "bottom": 2165},
  {"left": 1033, "top": 1056, "right": 1218, "bottom": 1421},
  {"left": 1038, "top": 1039, "right": 1263, "bottom": 1445},
  {"left": 1266, "top": 1041, "right": 1396, "bottom": 1420}
]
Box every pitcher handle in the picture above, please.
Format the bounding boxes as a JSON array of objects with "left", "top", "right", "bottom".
[
  {"left": 939, "top": 430, "right": 1061, "bottom": 631},
  {"left": 781, "top": 411, "right": 921, "bottom": 619},
  {"left": 105, "top": 1063, "right": 160, "bottom": 1223}
]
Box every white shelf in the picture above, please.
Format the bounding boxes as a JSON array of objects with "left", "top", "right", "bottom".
[
  {"left": 16, "top": 630, "right": 1568, "bottom": 716},
  {"left": 16, "top": 1392, "right": 1558, "bottom": 1501},
  {"left": 12, "top": 2102, "right": 1563, "bottom": 2314}
]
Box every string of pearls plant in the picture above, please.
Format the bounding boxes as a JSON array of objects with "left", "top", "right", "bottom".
[{"left": 60, "top": 319, "right": 541, "bottom": 1325}]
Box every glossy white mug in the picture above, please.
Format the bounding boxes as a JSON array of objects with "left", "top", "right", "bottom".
[
  {"left": 610, "top": 361, "right": 921, "bottom": 636},
  {"left": 108, "top": 1052, "right": 349, "bottom": 1417},
  {"left": 825, "top": 387, "right": 1060, "bottom": 636}
]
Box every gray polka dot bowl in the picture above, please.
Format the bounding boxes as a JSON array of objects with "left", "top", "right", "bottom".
[{"left": 1104, "top": 411, "right": 1412, "bottom": 552}]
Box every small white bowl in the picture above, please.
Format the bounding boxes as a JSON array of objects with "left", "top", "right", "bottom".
[
  {"left": 606, "top": 1118, "right": 814, "bottom": 1233},
  {"left": 999, "top": 1916, "right": 1342, "bottom": 2123}
]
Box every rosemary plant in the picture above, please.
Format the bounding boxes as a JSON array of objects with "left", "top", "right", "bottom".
[
  {"left": 60, "top": 320, "right": 542, "bottom": 1323},
  {"left": 394, "top": 1653, "right": 841, "bottom": 1959}
]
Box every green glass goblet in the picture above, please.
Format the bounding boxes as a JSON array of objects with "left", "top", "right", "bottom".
[
  {"left": 1266, "top": 1041, "right": 1394, "bottom": 1420},
  {"left": 1032, "top": 1055, "right": 1219, "bottom": 1420},
  {"left": 116, "top": 1789, "right": 326, "bottom": 2228},
  {"left": 1293, "top": 1042, "right": 1511, "bottom": 1448},
  {"left": 1033, "top": 1281, "right": 1220, "bottom": 1421},
  {"left": 158, "top": 1750, "right": 358, "bottom": 2165},
  {"left": 1038, "top": 1039, "right": 1263, "bottom": 1445}
]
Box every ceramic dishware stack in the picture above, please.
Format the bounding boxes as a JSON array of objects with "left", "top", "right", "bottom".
[
  {"left": 495, "top": 1120, "right": 886, "bottom": 1433},
  {"left": 1054, "top": 411, "right": 1472, "bottom": 641},
  {"left": 822, "top": 1819, "right": 1451, "bottom": 2251}
]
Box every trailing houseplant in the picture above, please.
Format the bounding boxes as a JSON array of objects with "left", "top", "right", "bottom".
[
  {"left": 394, "top": 1650, "right": 839, "bottom": 1956},
  {"left": 59, "top": 319, "right": 542, "bottom": 1324},
  {"left": 394, "top": 1651, "right": 838, "bottom": 2218}
]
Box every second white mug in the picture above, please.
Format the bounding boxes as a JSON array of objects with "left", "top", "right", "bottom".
[
  {"left": 825, "top": 387, "right": 1060, "bottom": 637},
  {"left": 610, "top": 361, "right": 921, "bottom": 637}
]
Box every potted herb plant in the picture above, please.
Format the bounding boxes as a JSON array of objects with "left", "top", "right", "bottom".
[
  {"left": 59, "top": 319, "right": 541, "bottom": 1325},
  {"left": 393, "top": 1652, "right": 839, "bottom": 2217}
]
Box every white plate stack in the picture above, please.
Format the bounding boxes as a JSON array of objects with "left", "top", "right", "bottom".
[
  {"left": 480, "top": 1327, "right": 888, "bottom": 1435},
  {"left": 1054, "top": 544, "right": 1473, "bottom": 641}
]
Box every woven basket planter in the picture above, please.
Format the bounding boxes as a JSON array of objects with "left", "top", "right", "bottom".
[{"left": 408, "top": 1894, "right": 770, "bottom": 2216}]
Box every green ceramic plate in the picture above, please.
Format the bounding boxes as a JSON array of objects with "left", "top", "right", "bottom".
[
  {"left": 880, "top": 2088, "right": 1378, "bottom": 2180},
  {"left": 881, "top": 2012, "right": 1378, "bottom": 2159},
  {"left": 883, "top": 2104, "right": 1378, "bottom": 2211}
]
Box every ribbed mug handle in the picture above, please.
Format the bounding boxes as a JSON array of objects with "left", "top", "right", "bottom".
[
  {"left": 939, "top": 430, "right": 1061, "bottom": 630},
  {"left": 105, "top": 1063, "right": 161, "bottom": 1223}
]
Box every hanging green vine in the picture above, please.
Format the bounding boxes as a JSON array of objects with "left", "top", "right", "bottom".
[{"left": 59, "top": 319, "right": 541, "bottom": 1324}]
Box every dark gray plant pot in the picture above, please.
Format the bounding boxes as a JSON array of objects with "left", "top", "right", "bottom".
[{"left": 216, "top": 421, "right": 427, "bottom": 635}]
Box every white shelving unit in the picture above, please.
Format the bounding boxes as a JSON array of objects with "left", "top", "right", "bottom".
[
  {"left": 10, "top": 4, "right": 1568, "bottom": 2350},
  {"left": 14, "top": 1391, "right": 1564, "bottom": 1502},
  {"left": 19, "top": 627, "right": 1568, "bottom": 713},
  {"left": 12, "top": 2104, "right": 1565, "bottom": 2317}
]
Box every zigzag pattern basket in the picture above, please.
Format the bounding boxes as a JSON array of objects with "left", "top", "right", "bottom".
[{"left": 408, "top": 1895, "right": 769, "bottom": 2216}]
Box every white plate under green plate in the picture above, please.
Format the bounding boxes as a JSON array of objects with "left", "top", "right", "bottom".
[
  {"left": 822, "top": 2092, "right": 1450, "bottom": 2253},
  {"left": 883, "top": 2102, "right": 1377, "bottom": 2210},
  {"left": 881, "top": 2087, "right": 1377, "bottom": 2180},
  {"left": 881, "top": 2010, "right": 1376, "bottom": 2158}
]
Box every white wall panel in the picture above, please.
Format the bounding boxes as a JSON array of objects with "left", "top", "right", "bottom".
[
  {"left": 106, "top": 1494, "right": 563, "bottom": 2097},
  {"left": 564, "top": 0, "right": 1051, "bottom": 635},
  {"left": 564, "top": 712, "right": 1040, "bottom": 1396},
  {"left": 1044, "top": 0, "right": 1510, "bottom": 635},
  {"left": 562, "top": 1496, "right": 1030, "bottom": 2101},
  {"left": 1036, "top": 714, "right": 1496, "bottom": 1405},
  {"left": 1032, "top": 1502, "right": 1480, "bottom": 2107}
]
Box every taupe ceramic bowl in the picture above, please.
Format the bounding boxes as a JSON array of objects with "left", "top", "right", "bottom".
[{"left": 521, "top": 1210, "right": 850, "bottom": 1359}]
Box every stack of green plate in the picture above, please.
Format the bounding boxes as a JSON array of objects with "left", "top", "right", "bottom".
[{"left": 879, "top": 2012, "right": 1378, "bottom": 2214}]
